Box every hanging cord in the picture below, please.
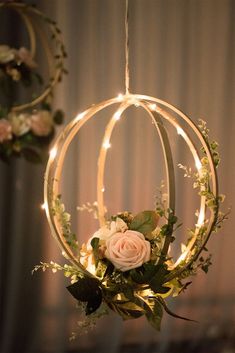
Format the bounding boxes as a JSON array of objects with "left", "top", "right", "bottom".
[{"left": 125, "top": 0, "right": 130, "bottom": 94}]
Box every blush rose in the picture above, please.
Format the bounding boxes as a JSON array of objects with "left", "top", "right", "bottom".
[
  {"left": 30, "top": 110, "right": 53, "bottom": 136},
  {"left": 0, "top": 119, "right": 12, "bottom": 142},
  {"left": 105, "top": 230, "right": 151, "bottom": 271}
]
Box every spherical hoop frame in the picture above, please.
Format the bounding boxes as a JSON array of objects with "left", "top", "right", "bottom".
[
  {"left": 0, "top": 2, "right": 65, "bottom": 112},
  {"left": 44, "top": 93, "right": 218, "bottom": 282}
]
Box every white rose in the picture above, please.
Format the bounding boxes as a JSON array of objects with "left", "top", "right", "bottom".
[
  {"left": 92, "top": 217, "right": 128, "bottom": 242},
  {"left": 8, "top": 113, "right": 30, "bottom": 136}
]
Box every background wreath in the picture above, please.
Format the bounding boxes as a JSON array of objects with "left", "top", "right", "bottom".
[{"left": 0, "top": 2, "right": 67, "bottom": 163}]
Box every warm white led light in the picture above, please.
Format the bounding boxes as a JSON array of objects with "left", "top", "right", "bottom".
[
  {"left": 117, "top": 93, "right": 123, "bottom": 101},
  {"left": 176, "top": 126, "right": 184, "bottom": 136},
  {"left": 50, "top": 147, "right": 57, "bottom": 159},
  {"left": 114, "top": 111, "right": 121, "bottom": 121},
  {"left": 103, "top": 140, "right": 111, "bottom": 149},
  {"left": 101, "top": 187, "right": 105, "bottom": 192},
  {"left": 41, "top": 202, "right": 49, "bottom": 214},
  {"left": 196, "top": 209, "right": 205, "bottom": 227},
  {"left": 195, "top": 158, "right": 202, "bottom": 170},
  {"left": 75, "top": 112, "right": 85, "bottom": 122},
  {"left": 149, "top": 103, "right": 157, "bottom": 111}
]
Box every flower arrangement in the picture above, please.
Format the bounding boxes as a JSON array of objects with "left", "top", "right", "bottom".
[
  {"left": 0, "top": 104, "right": 63, "bottom": 163},
  {"left": 34, "top": 110, "right": 228, "bottom": 338},
  {"left": 0, "top": 2, "right": 66, "bottom": 163}
]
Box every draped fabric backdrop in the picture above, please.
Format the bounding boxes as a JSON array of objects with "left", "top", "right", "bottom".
[{"left": 0, "top": 1, "right": 234, "bottom": 353}]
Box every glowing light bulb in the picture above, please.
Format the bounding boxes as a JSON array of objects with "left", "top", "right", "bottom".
[
  {"left": 75, "top": 112, "right": 85, "bottom": 122},
  {"left": 50, "top": 147, "right": 57, "bottom": 159},
  {"left": 41, "top": 202, "right": 48, "bottom": 213},
  {"left": 114, "top": 111, "right": 121, "bottom": 121},
  {"left": 176, "top": 126, "right": 184, "bottom": 136},
  {"left": 103, "top": 140, "right": 111, "bottom": 149},
  {"left": 117, "top": 93, "right": 123, "bottom": 101},
  {"left": 149, "top": 103, "right": 157, "bottom": 111},
  {"left": 195, "top": 158, "right": 202, "bottom": 170},
  {"left": 101, "top": 187, "right": 105, "bottom": 192},
  {"left": 196, "top": 210, "right": 205, "bottom": 227}
]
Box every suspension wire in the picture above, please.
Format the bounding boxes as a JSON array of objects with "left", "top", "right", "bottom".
[{"left": 125, "top": 0, "right": 130, "bottom": 94}]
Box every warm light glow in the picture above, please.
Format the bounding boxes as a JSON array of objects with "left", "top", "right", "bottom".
[
  {"left": 41, "top": 202, "right": 49, "bottom": 214},
  {"left": 195, "top": 158, "right": 202, "bottom": 170},
  {"left": 176, "top": 126, "right": 184, "bottom": 136},
  {"left": 196, "top": 209, "right": 205, "bottom": 227},
  {"left": 117, "top": 93, "right": 123, "bottom": 101},
  {"left": 177, "top": 251, "right": 188, "bottom": 263},
  {"left": 75, "top": 112, "right": 85, "bottom": 122},
  {"left": 50, "top": 147, "right": 57, "bottom": 159},
  {"left": 103, "top": 140, "right": 111, "bottom": 149},
  {"left": 101, "top": 187, "right": 105, "bottom": 192},
  {"left": 149, "top": 103, "right": 157, "bottom": 111},
  {"left": 113, "top": 111, "right": 121, "bottom": 121}
]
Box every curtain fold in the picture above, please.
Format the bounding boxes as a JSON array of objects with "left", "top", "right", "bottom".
[{"left": 0, "top": 1, "right": 234, "bottom": 352}]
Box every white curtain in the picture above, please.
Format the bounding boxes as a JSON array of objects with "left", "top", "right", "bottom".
[{"left": 0, "top": 1, "right": 234, "bottom": 352}]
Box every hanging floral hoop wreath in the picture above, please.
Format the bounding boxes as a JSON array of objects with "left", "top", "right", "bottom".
[
  {"left": 33, "top": 0, "right": 228, "bottom": 338},
  {"left": 33, "top": 93, "right": 227, "bottom": 337},
  {"left": 0, "top": 2, "right": 66, "bottom": 163}
]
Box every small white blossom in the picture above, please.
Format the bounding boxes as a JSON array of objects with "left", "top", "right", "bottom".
[
  {"left": 8, "top": 112, "right": 30, "bottom": 136},
  {"left": 0, "top": 45, "right": 15, "bottom": 63}
]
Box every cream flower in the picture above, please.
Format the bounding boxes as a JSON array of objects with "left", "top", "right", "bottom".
[
  {"left": 92, "top": 217, "right": 128, "bottom": 242},
  {"left": 8, "top": 113, "right": 30, "bottom": 136},
  {"left": 16, "top": 47, "right": 37, "bottom": 68},
  {"left": 30, "top": 110, "right": 54, "bottom": 136},
  {"left": 80, "top": 243, "right": 96, "bottom": 275},
  {"left": 105, "top": 230, "right": 151, "bottom": 272},
  {"left": 0, "top": 119, "right": 12, "bottom": 142},
  {"left": 0, "top": 45, "right": 15, "bottom": 64},
  {"left": 6, "top": 67, "right": 21, "bottom": 81}
]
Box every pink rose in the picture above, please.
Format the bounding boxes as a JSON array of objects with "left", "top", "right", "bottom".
[
  {"left": 105, "top": 230, "right": 151, "bottom": 272},
  {"left": 30, "top": 110, "right": 53, "bottom": 136},
  {"left": 0, "top": 119, "right": 12, "bottom": 142}
]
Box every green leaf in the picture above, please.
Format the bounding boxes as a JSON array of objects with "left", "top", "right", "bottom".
[
  {"left": 67, "top": 277, "right": 102, "bottom": 315},
  {"left": 129, "top": 211, "right": 159, "bottom": 237},
  {"left": 127, "top": 295, "right": 163, "bottom": 330},
  {"left": 144, "top": 297, "right": 163, "bottom": 331},
  {"left": 21, "top": 148, "right": 43, "bottom": 163},
  {"left": 130, "top": 263, "right": 157, "bottom": 284},
  {"left": 91, "top": 237, "right": 100, "bottom": 267},
  {"left": 108, "top": 300, "right": 144, "bottom": 320},
  {"left": 149, "top": 265, "right": 170, "bottom": 293},
  {"left": 53, "top": 109, "right": 64, "bottom": 125}
]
